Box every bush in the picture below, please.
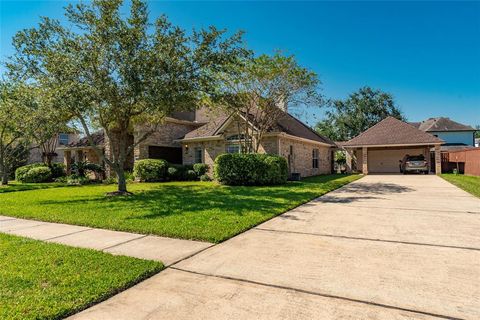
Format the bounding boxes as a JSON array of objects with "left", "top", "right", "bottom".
[
  {"left": 199, "top": 174, "right": 212, "bottom": 182},
  {"left": 67, "top": 175, "right": 91, "bottom": 185},
  {"left": 15, "top": 163, "right": 45, "bottom": 182},
  {"left": 49, "top": 162, "right": 66, "bottom": 179},
  {"left": 193, "top": 163, "right": 209, "bottom": 176},
  {"left": 15, "top": 162, "right": 65, "bottom": 182},
  {"left": 214, "top": 153, "right": 288, "bottom": 186},
  {"left": 133, "top": 159, "right": 168, "bottom": 182},
  {"left": 185, "top": 170, "right": 197, "bottom": 181},
  {"left": 23, "top": 167, "right": 52, "bottom": 183},
  {"left": 168, "top": 164, "right": 197, "bottom": 181}
]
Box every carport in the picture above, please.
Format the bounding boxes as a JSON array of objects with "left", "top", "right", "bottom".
[{"left": 343, "top": 117, "right": 444, "bottom": 174}]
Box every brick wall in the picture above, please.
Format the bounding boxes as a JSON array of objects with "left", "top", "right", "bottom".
[
  {"left": 183, "top": 136, "right": 332, "bottom": 178},
  {"left": 134, "top": 121, "right": 201, "bottom": 160},
  {"left": 278, "top": 137, "right": 332, "bottom": 177}
]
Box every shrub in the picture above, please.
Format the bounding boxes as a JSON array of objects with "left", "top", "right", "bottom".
[
  {"left": 199, "top": 174, "right": 212, "bottom": 182},
  {"left": 185, "top": 169, "right": 197, "bottom": 181},
  {"left": 23, "top": 167, "right": 52, "bottom": 183},
  {"left": 49, "top": 162, "right": 66, "bottom": 179},
  {"left": 214, "top": 153, "right": 288, "bottom": 186},
  {"left": 71, "top": 161, "right": 104, "bottom": 178},
  {"left": 168, "top": 164, "right": 197, "bottom": 181},
  {"left": 133, "top": 159, "right": 168, "bottom": 182},
  {"left": 193, "top": 163, "right": 209, "bottom": 176},
  {"left": 15, "top": 163, "right": 45, "bottom": 182},
  {"left": 16, "top": 162, "right": 65, "bottom": 182},
  {"left": 67, "top": 175, "right": 91, "bottom": 185}
]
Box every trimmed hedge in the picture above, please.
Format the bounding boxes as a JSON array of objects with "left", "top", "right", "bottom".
[
  {"left": 133, "top": 159, "right": 168, "bottom": 182},
  {"left": 193, "top": 163, "right": 209, "bottom": 176},
  {"left": 23, "top": 167, "right": 52, "bottom": 183},
  {"left": 214, "top": 153, "right": 288, "bottom": 186},
  {"left": 15, "top": 162, "right": 65, "bottom": 183}
]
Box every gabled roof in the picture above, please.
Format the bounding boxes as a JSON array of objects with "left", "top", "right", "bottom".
[
  {"left": 343, "top": 117, "right": 444, "bottom": 147},
  {"left": 410, "top": 117, "right": 475, "bottom": 132},
  {"left": 182, "top": 108, "right": 335, "bottom": 146},
  {"left": 66, "top": 131, "right": 105, "bottom": 148}
]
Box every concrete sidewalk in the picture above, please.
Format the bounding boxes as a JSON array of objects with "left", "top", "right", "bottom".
[
  {"left": 68, "top": 175, "right": 480, "bottom": 320},
  {"left": 0, "top": 216, "right": 212, "bottom": 266}
]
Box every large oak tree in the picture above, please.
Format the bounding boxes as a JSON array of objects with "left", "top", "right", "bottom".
[
  {"left": 315, "top": 86, "right": 405, "bottom": 141},
  {"left": 8, "top": 0, "right": 248, "bottom": 194}
]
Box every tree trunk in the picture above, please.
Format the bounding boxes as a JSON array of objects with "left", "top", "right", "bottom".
[
  {"left": 1, "top": 171, "right": 8, "bottom": 186},
  {"left": 116, "top": 166, "right": 127, "bottom": 193}
]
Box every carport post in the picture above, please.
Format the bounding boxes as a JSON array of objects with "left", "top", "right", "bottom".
[
  {"left": 434, "top": 144, "right": 442, "bottom": 175},
  {"left": 362, "top": 147, "right": 368, "bottom": 174}
]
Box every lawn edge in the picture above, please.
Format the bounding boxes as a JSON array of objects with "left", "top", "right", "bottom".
[{"left": 440, "top": 174, "right": 480, "bottom": 199}]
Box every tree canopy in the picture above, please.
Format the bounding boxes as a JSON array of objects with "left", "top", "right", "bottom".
[
  {"left": 315, "top": 86, "right": 405, "bottom": 141},
  {"left": 8, "top": 0, "right": 249, "bottom": 194},
  {"left": 209, "top": 52, "right": 322, "bottom": 152}
]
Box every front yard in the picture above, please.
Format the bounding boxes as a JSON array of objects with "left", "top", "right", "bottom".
[
  {"left": 0, "top": 233, "right": 162, "bottom": 320},
  {"left": 441, "top": 173, "right": 480, "bottom": 198},
  {"left": 0, "top": 174, "right": 360, "bottom": 243}
]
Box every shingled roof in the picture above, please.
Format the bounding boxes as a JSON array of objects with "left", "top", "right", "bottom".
[
  {"left": 183, "top": 108, "right": 335, "bottom": 146},
  {"left": 66, "top": 131, "right": 105, "bottom": 148},
  {"left": 343, "top": 117, "right": 444, "bottom": 147},
  {"left": 410, "top": 117, "right": 475, "bottom": 132}
]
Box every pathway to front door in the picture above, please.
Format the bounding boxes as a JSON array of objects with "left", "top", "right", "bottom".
[{"left": 70, "top": 174, "right": 480, "bottom": 320}]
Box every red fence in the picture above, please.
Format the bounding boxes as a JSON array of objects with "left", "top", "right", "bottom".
[{"left": 447, "top": 148, "right": 480, "bottom": 176}]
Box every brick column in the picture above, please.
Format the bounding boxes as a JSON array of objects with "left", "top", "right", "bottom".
[
  {"left": 64, "top": 150, "right": 72, "bottom": 175},
  {"left": 345, "top": 149, "right": 353, "bottom": 173},
  {"left": 434, "top": 144, "right": 441, "bottom": 175},
  {"left": 362, "top": 147, "right": 368, "bottom": 174}
]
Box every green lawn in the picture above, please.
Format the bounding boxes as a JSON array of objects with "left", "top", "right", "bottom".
[
  {"left": 441, "top": 174, "right": 480, "bottom": 198},
  {"left": 0, "top": 181, "right": 67, "bottom": 194},
  {"left": 0, "top": 233, "right": 162, "bottom": 320},
  {"left": 0, "top": 174, "right": 360, "bottom": 243}
]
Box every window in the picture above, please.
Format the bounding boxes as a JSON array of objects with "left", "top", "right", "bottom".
[
  {"left": 58, "top": 133, "right": 69, "bottom": 145},
  {"left": 226, "top": 144, "right": 241, "bottom": 154},
  {"left": 194, "top": 147, "right": 203, "bottom": 163},
  {"left": 226, "top": 134, "right": 246, "bottom": 141},
  {"left": 312, "top": 148, "right": 319, "bottom": 169}
]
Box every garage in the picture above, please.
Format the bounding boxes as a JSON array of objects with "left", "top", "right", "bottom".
[
  {"left": 342, "top": 117, "right": 444, "bottom": 174},
  {"left": 367, "top": 147, "right": 427, "bottom": 173}
]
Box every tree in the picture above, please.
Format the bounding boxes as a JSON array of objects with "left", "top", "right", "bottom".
[
  {"left": 18, "top": 85, "right": 73, "bottom": 166},
  {"left": 315, "top": 87, "right": 405, "bottom": 141},
  {"left": 0, "top": 81, "right": 31, "bottom": 185},
  {"left": 8, "top": 0, "right": 248, "bottom": 194},
  {"left": 475, "top": 125, "right": 480, "bottom": 139},
  {"left": 209, "top": 53, "right": 322, "bottom": 153}
]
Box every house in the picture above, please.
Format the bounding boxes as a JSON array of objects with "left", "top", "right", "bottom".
[
  {"left": 409, "top": 117, "right": 476, "bottom": 150},
  {"left": 180, "top": 109, "right": 336, "bottom": 177},
  {"left": 61, "top": 108, "right": 336, "bottom": 178},
  {"left": 342, "top": 117, "right": 444, "bottom": 174},
  {"left": 28, "top": 132, "right": 79, "bottom": 164}
]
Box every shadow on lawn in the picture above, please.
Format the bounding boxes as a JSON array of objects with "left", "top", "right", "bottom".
[
  {"left": 38, "top": 175, "right": 353, "bottom": 220},
  {"left": 0, "top": 183, "right": 66, "bottom": 194}
]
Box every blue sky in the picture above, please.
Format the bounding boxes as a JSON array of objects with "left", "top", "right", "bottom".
[{"left": 1, "top": 1, "right": 479, "bottom": 127}]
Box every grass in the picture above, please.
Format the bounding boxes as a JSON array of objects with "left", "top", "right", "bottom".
[
  {"left": 0, "top": 233, "right": 163, "bottom": 320},
  {"left": 0, "top": 174, "right": 360, "bottom": 243},
  {"left": 0, "top": 181, "right": 67, "bottom": 194},
  {"left": 441, "top": 173, "right": 480, "bottom": 198}
]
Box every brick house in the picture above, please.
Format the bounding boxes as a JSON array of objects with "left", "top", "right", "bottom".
[
  {"left": 61, "top": 108, "right": 336, "bottom": 178},
  {"left": 28, "top": 132, "right": 79, "bottom": 164},
  {"left": 181, "top": 109, "right": 336, "bottom": 177}
]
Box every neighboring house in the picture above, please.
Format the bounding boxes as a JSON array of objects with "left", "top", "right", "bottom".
[
  {"left": 27, "top": 132, "right": 79, "bottom": 164},
  {"left": 410, "top": 117, "right": 476, "bottom": 150},
  {"left": 61, "top": 108, "right": 336, "bottom": 178},
  {"left": 342, "top": 117, "right": 444, "bottom": 174},
  {"left": 181, "top": 109, "right": 336, "bottom": 177}
]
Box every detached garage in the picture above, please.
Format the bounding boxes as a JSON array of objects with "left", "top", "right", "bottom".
[{"left": 342, "top": 117, "right": 444, "bottom": 174}]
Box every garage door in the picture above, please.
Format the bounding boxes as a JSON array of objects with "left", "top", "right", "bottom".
[{"left": 368, "top": 148, "right": 424, "bottom": 173}]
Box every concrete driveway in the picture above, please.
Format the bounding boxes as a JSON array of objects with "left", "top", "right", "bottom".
[{"left": 70, "top": 175, "right": 480, "bottom": 320}]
